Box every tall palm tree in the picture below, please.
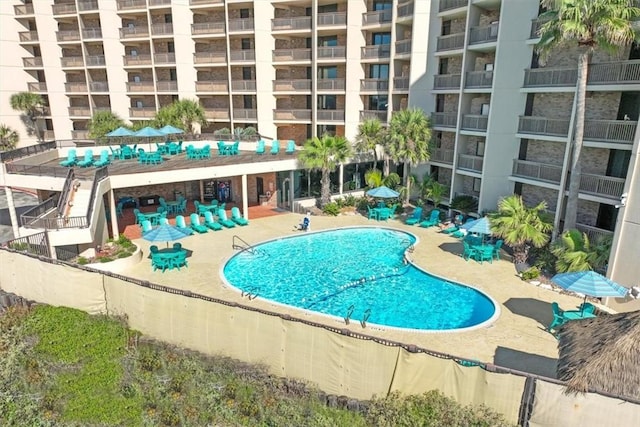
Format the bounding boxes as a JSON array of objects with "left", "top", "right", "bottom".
[
  {"left": 88, "top": 111, "right": 125, "bottom": 139},
  {"left": 551, "top": 229, "right": 612, "bottom": 272},
  {"left": 537, "top": 0, "right": 640, "bottom": 230},
  {"left": 0, "top": 124, "right": 19, "bottom": 151},
  {"left": 173, "top": 99, "right": 206, "bottom": 134},
  {"left": 355, "top": 118, "right": 387, "bottom": 174},
  {"left": 490, "top": 195, "right": 553, "bottom": 265},
  {"left": 298, "top": 135, "right": 352, "bottom": 206},
  {"left": 10, "top": 92, "right": 45, "bottom": 142},
  {"left": 386, "top": 108, "right": 432, "bottom": 204}
]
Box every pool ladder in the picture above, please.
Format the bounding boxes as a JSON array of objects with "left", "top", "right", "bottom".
[
  {"left": 344, "top": 305, "right": 372, "bottom": 328},
  {"left": 232, "top": 235, "right": 261, "bottom": 256},
  {"left": 241, "top": 287, "right": 260, "bottom": 300}
]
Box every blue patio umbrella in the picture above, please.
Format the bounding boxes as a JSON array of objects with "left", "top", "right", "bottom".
[
  {"left": 134, "top": 126, "right": 166, "bottom": 137},
  {"left": 461, "top": 216, "right": 493, "bottom": 235},
  {"left": 158, "top": 125, "right": 184, "bottom": 135},
  {"left": 143, "top": 223, "right": 191, "bottom": 247},
  {"left": 106, "top": 126, "right": 135, "bottom": 137},
  {"left": 552, "top": 270, "right": 628, "bottom": 313},
  {"left": 366, "top": 185, "right": 400, "bottom": 198}
]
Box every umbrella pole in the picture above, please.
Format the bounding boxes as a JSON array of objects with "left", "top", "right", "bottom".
[{"left": 581, "top": 295, "right": 587, "bottom": 315}]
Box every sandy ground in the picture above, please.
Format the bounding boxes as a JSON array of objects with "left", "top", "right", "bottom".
[{"left": 119, "top": 211, "right": 607, "bottom": 379}]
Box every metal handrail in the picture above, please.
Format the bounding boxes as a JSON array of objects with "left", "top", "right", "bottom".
[
  {"left": 20, "top": 197, "right": 57, "bottom": 228},
  {"left": 86, "top": 167, "right": 109, "bottom": 225},
  {"left": 57, "top": 168, "right": 76, "bottom": 216},
  {"left": 0, "top": 141, "right": 57, "bottom": 163}
]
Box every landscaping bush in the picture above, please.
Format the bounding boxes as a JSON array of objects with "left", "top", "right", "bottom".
[
  {"left": 521, "top": 266, "right": 541, "bottom": 281},
  {"left": 322, "top": 202, "right": 340, "bottom": 216}
]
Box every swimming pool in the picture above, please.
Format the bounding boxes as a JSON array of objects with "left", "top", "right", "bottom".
[{"left": 222, "top": 227, "right": 499, "bottom": 332}]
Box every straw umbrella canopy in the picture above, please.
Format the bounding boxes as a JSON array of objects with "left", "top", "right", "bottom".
[{"left": 557, "top": 310, "right": 640, "bottom": 400}]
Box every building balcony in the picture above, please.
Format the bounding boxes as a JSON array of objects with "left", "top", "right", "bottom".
[
  {"left": 42, "top": 130, "right": 56, "bottom": 140},
  {"left": 154, "top": 52, "right": 176, "bottom": 64},
  {"left": 317, "top": 78, "right": 345, "bottom": 91},
  {"left": 193, "top": 51, "right": 226, "bottom": 64},
  {"left": 517, "top": 116, "right": 570, "bottom": 138},
  {"left": 149, "top": 0, "right": 172, "bottom": 6},
  {"left": 156, "top": 81, "right": 178, "bottom": 91},
  {"left": 457, "top": 154, "right": 484, "bottom": 172},
  {"left": 439, "top": 0, "right": 468, "bottom": 12},
  {"left": 272, "top": 16, "right": 312, "bottom": 31},
  {"left": 431, "top": 112, "right": 458, "bottom": 128},
  {"left": 512, "top": 159, "right": 563, "bottom": 184},
  {"left": 523, "top": 67, "right": 578, "bottom": 87},
  {"left": 317, "top": 110, "right": 345, "bottom": 121},
  {"left": 524, "top": 60, "right": 640, "bottom": 88},
  {"left": 461, "top": 114, "right": 488, "bottom": 131},
  {"left": 395, "top": 39, "right": 412, "bottom": 55},
  {"left": 230, "top": 50, "right": 255, "bottom": 62},
  {"left": 85, "top": 55, "right": 106, "bottom": 66},
  {"left": 56, "top": 30, "right": 81, "bottom": 42},
  {"left": 196, "top": 81, "right": 228, "bottom": 92},
  {"left": 89, "top": 81, "right": 109, "bottom": 92},
  {"left": 129, "top": 107, "right": 157, "bottom": 118},
  {"left": 433, "top": 73, "right": 461, "bottom": 90},
  {"left": 234, "top": 109, "right": 257, "bottom": 120},
  {"left": 437, "top": 33, "right": 465, "bottom": 52},
  {"left": 272, "top": 48, "right": 311, "bottom": 62},
  {"left": 52, "top": 3, "right": 77, "bottom": 15},
  {"left": 273, "top": 109, "right": 312, "bottom": 121},
  {"left": 68, "top": 106, "right": 91, "bottom": 116},
  {"left": 465, "top": 70, "right": 493, "bottom": 88},
  {"left": 123, "top": 54, "right": 153, "bottom": 66},
  {"left": 362, "top": 9, "right": 392, "bottom": 26},
  {"left": 19, "top": 31, "right": 39, "bottom": 43},
  {"left": 61, "top": 56, "right": 84, "bottom": 67},
  {"left": 576, "top": 223, "right": 614, "bottom": 244},
  {"left": 360, "top": 110, "right": 387, "bottom": 121},
  {"left": 394, "top": 77, "right": 409, "bottom": 91},
  {"left": 204, "top": 108, "right": 230, "bottom": 120},
  {"left": 117, "top": 0, "right": 146, "bottom": 10},
  {"left": 397, "top": 0, "right": 414, "bottom": 19},
  {"left": 318, "top": 12, "right": 346, "bottom": 27},
  {"left": 82, "top": 28, "right": 102, "bottom": 39},
  {"left": 151, "top": 23, "right": 173, "bottom": 36},
  {"left": 469, "top": 23, "right": 499, "bottom": 45},
  {"left": 27, "top": 82, "right": 47, "bottom": 92},
  {"left": 361, "top": 44, "right": 391, "bottom": 59},
  {"left": 228, "top": 18, "right": 254, "bottom": 32},
  {"left": 317, "top": 46, "right": 346, "bottom": 60},
  {"left": 361, "top": 78, "right": 389, "bottom": 91},
  {"left": 430, "top": 147, "right": 454, "bottom": 164},
  {"left": 14, "top": 4, "right": 35, "bottom": 15},
  {"left": 231, "top": 80, "right": 256, "bottom": 91},
  {"left": 190, "top": 0, "right": 224, "bottom": 5},
  {"left": 127, "top": 81, "right": 156, "bottom": 92},
  {"left": 518, "top": 116, "right": 637, "bottom": 144},
  {"left": 64, "top": 82, "right": 88, "bottom": 92},
  {"left": 77, "top": 1, "right": 99, "bottom": 12},
  {"left": 191, "top": 22, "right": 226, "bottom": 35},
  {"left": 272, "top": 79, "right": 311, "bottom": 92},
  {"left": 23, "top": 57, "right": 43, "bottom": 68},
  {"left": 119, "top": 27, "right": 150, "bottom": 39},
  {"left": 71, "top": 130, "right": 90, "bottom": 139}
]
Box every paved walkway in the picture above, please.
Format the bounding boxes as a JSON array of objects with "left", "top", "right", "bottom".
[
  {"left": 0, "top": 188, "right": 38, "bottom": 244},
  {"left": 120, "top": 211, "right": 600, "bottom": 379}
]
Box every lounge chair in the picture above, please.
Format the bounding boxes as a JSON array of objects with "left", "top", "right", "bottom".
[
  {"left": 59, "top": 149, "right": 77, "bottom": 167},
  {"left": 548, "top": 302, "right": 565, "bottom": 332},
  {"left": 270, "top": 140, "right": 280, "bottom": 155},
  {"left": 93, "top": 149, "right": 111, "bottom": 167},
  {"left": 405, "top": 207, "right": 423, "bottom": 225},
  {"left": 230, "top": 207, "right": 249, "bottom": 226},
  {"left": 140, "top": 220, "right": 153, "bottom": 233},
  {"left": 76, "top": 150, "right": 94, "bottom": 168},
  {"left": 256, "top": 140, "right": 265, "bottom": 155},
  {"left": 189, "top": 213, "right": 209, "bottom": 234},
  {"left": 159, "top": 217, "right": 169, "bottom": 226},
  {"left": 203, "top": 211, "right": 223, "bottom": 231},
  {"left": 231, "top": 141, "right": 239, "bottom": 155},
  {"left": 285, "top": 140, "right": 295, "bottom": 154},
  {"left": 217, "top": 209, "right": 236, "bottom": 228},
  {"left": 419, "top": 209, "right": 440, "bottom": 228},
  {"left": 175, "top": 215, "right": 194, "bottom": 235},
  {"left": 440, "top": 225, "right": 459, "bottom": 234}
]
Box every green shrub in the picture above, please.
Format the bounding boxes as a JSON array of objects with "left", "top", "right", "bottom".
[
  {"left": 9, "top": 242, "right": 29, "bottom": 251},
  {"left": 116, "top": 251, "right": 132, "bottom": 259},
  {"left": 356, "top": 198, "right": 370, "bottom": 212},
  {"left": 342, "top": 194, "right": 357, "bottom": 207},
  {"left": 322, "top": 202, "right": 340, "bottom": 216},
  {"left": 77, "top": 256, "right": 89, "bottom": 265},
  {"left": 99, "top": 256, "right": 114, "bottom": 263},
  {"left": 451, "top": 195, "right": 478, "bottom": 214},
  {"left": 521, "top": 266, "right": 541, "bottom": 281}
]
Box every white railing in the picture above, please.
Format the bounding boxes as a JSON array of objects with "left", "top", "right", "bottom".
[
  {"left": 129, "top": 107, "right": 157, "bottom": 118},
  {"left": 65, "top": 82, "right": 88, "bottom": 92},
  {"left": 576, "top": 223, "right": 614, "bottom": 244},
  {"left": 579, "top": 173, "right": 625, "bottom": 198},
  {"left": 589, "top": 60, "right": 640, "bottom": 85},
  {"left": 431, "top": 112, "right": 458, "bottom": 128},
  {"left": 78, "top": 1, "right": 99, "bottom": 11},
  {"left": 233, "top": 109, "right": 257, "bottom": 120},
  {"left": 68, "top": 107, "right": 91, "bottom": 116},
  {"left": 117, "top": 0, "right": 146, "bottom": 10},
  {"left": 151, "top": 23, "right": 173, "bottom": 35},
  {"left": 156, "top": 81, "right": 178, "bottom": 91},
  {"left": 317, "top": 46, "right": 346, "bottom": 59},
  {"left": 458, "top": 154, "right": 484, "bottom": 172},
  {"left": 123, "top": 54, "right": 152, "bottom": 65},
  {"left": 397, "top": 0, "right": 414, "bottom": 18},
  {"left": 85, "top": 55, "right": 105, "bottom": 66},
  {"left": 523, "top": 68, "right": 578, "bottom": 87},
  {"left": 82, "top": 28, "right": 102, "bottom": 39},
  {"left": 228, "top": 18, "right": 254, "bottom": 32},
  {"left": 273, "top": 109, "right": 312, "bottom": 121},
  {"left": 193, "top": 51, "right": 226, "bottom": 63},
  {"left": 119, "top": 26, "right": 149, "bottom": 38},
  {"left": 27, "top": 82, "right": 47, "bottom": 91},
  {"left": 57, "top": 31, "right": 81, "bottom": 42},
  {"left": 14, "top": 4, "right": 34, "bottom": 15},
  {"left": 394, "top": 77, "right": 409, "bottom": 90},
  {"left": 195, "top": 81, "right": 229, "bottom": 92},
  {"left": 434, "top": 73, "right": 461, "bottom": 89},
  {"left": 583, "top": 120, "right": 637, "bottom": 144},
  {"left": 272, "top": 16, "right": 312, "bottom": 31},
  {"left": 19, "top": 31, "right": 38, "bottom": 42},
  {"left": 395, "top": 39, "right": 412, "bottom": 55},
  {"left": 52, "top": 3, "right": 77, "bottom": 14},
  {"left": 361, "top": 79, "right": 389, "bottom": 91},
  {"left": 61, "top": 56, "right": 84, "bottom": 67},
  {"left": 154, "top": 53, "right": 176, "bottom": 64},
  {"left": 231, "top": 80, "right": 256, "bottom": 91},
  {"left": 126, "top": 82, "right": 155, "bottom": 92},
  {"left": 204, "top": 109, "right": 230, "bottom": 120},
  {"left": 439, "top": 0, "right": 468, "bottom": 12},
  {"left": 230, "top": 50, "right": 255, "bottom": 62},
  {"left": 461, "top": 115, "right": 488, "bottom": 131},
  {"left": 89, "top": 82, "right": 109, "bottom": 92},
  {"left": 518, "top": 116, "right": 570, "bottom": 137},
  {"left": 362, "top": 9, "right": 392, "bottom": 25},
  {"left": 465, "top": 70, "right": 493, "bottom": 88},
  {"left": 23, "top": 57, "right": 43, "bottom": 67},
  {"left": 318, "top": 12, "right": 346, "bottom": 26}
]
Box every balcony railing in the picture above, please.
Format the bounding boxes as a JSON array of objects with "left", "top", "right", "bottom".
[
  {"left": 469, "top": 23, "right": 499, "bottom": 45},
  {"left": 465, "top": 70, "right": 493, "bottom": 88},
  {"left": 27, "top": 82, "right": 47, "bottom": 91},
  {"left": 234, "top": 109, "right": 257, "bottom": 120},
  {"left": 580, "top": 173, "right": 625, "bottom": 198},
  {"left": 85, "top": 55, "right": 106, "bottom": 66},
  {"left": 360, "top": 110, "right": 387, "bottom": 121},
  {"left": 458, "top": 154, "right": 484, "bottom": 172},
  {"left": 273, "top": 79, "right": 311, "bottom": 91},
  {"left": 57, "top": 30, "right": 81, "bottom": 42},
  {"left": 23, "top": 57, "right": 43, "bottom": 67},
  {"left": 68, "top": 106, "right": 91, "bottom": 116},
  {"left": 231, "top": 80, "right": 256, "bottom": 91},
  {"left": 518, "top": 116, "right": 570, "bottom": 137},
  {"left": 394, "top": 77, "right": 409, "bottom": 90},
  {"left": 318, "top": 12, "right": 347, "bottom": 26},
  {"left": 117, "top": 0, "right": 146, "bottom": 10},
  {"left": 14, "top": 4, "right": 35, "bottom": 15},
  {"left": 154, "top": 52, "right": 176, "bottom": 63},
  {"left": 589, "top": 60, "right": 640, "bottom": 85},
  {"left": 273, "top": 109, "right": 312, "bottom": 121},
  {"left": 461, "top": 115, "right": 488, "bottom": 131},
  {"left": 127, "top": 81, "right": 155, "bottom": 91},
  {"left": 89, "top": 81, "right": 109, "bottom": 92},
  {"left": 151, "top": 23, "right": 173, "bottom": 36},
  {"left": 512, "top": 159, "right": 563, "bottom": 184},
  {"left": 430, "top": 148, "right": 454, "bottom": 164},
  {"left": 156, "top": 81, "right": 178, "bottom": 91},
  {"left": 230, "top": 50, "right": 255, "bottom": 62},
  {"left": 228, "top": 18, "right": 254, "bottom": 32},
  {"left": 119, "top": 26, "right": 150, "bottom": 38},
  {"left": 523, "top": 67, "right": 578, "bottom": 87},
  {"left": 317, "top": 46, "right": 346, "bottom": 59},
  {"left": 71, "top": 130, "right": 90, "bottom": 140},
  {"left": 317, "top": 110, "right": 345, "bottom": 121},
  {"left": 397, "top": 0, "right": 414, "bottom": 18},
  {"left": 395, "top": 39, "right": 412, "bottom": 55},
  {"left": 361, "top": 79, "right": 389, "bottom": 91},
  {"left": 433, "top": 73, "right": 461, "bottom": 89},
  {"left": 317, "top": 78, "right": 345, "bottom": 90},
  {"left": 190, "top": 0, "right": 224, "bottom": 4},
  {"left": 439, "top": 0, "right": 468, "bottom": 12},
  {"left": 123, "top": 54, "right": 153, "bottom": 65},
  {"left": 78, "top": 1, "right": 99, "bottom": 11},
  {"left": 65, "top": 82, "right": 88, "bottom": 92},
  {"left": 196, "top": 81, "right": 227, "bottom": 92},
  {"left": 19, "top": 31, "right": 39, "bottom": 42},
  {"left": 204, "top": 109, "right": 230, "bottom": 120},
  {"left": 437, "top": 33, "right": 465, "bottom": 51},
  {"left": 361, "top": 44, "right": 391, "bottom": 59},
  {"left": 52, "top": 3, "right": 77, "bottom": 15},
  {"left": 129, "top": 107, "right": 157, "bottom": 118},
  {"left": 583, "top": 120, "right": 638, "bottom": 144},
  {"left": 431, "top": 112, "right": 458, "bottom": 128},
  {"left": 529, "top": 18, "right": 549, "bottom": 39},
  {"left": 576, "top": 223, "right": 614, "bottom": 244},
  {"left": 273, "top": 48, "right": 311, "bottom": 61},
  {"left": 272, "top": 16, "right": 312, "bottom": 31},
  {"left": 363, "top": 9, "right": 392, "bottom": 26},
  {"left": 149, "top": 0, "right": 172, "bottom": 5},
  {"left": 191, "top": 22, "right": 226, "bottom": 35},
  {"left": 61, "top": 56, "right": 84, "bottom": 67},
  {"left": 193, "top": 51, "right": 226, "bottom": 64},
  {"left": 42, "top": 131, "right": 56, "bottom": 140},
  {"left": 82, "top": 28, "right": 102, "bottom": 39}
]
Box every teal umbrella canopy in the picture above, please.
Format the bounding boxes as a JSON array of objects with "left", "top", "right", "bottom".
[
  {"left": 366, "top": 186, "right": 400, "bottom": 198},
  {"left": 106, "top": 127, "right": 135, "bottom": 137},
  {"left": 143, "top": 224, "right": 191, "bottom": 244},
  {"left": 135, "top": 127, "right": 165, "bottom": 137},
  {"left": 552, "top": 271, "right": 629, "bottom": 298},
  {"left": 158, "top": 125, "right": 184, "bottom": 135},
  {"left": 460, "top": 216, "right": 492, "bottom": 235}
]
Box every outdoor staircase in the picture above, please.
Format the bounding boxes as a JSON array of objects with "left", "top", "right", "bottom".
[{"left": 65, "top": 181, "right": 91, "bottom": 218}]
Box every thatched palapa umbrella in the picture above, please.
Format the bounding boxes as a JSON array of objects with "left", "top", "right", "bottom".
[{"left": 557, "top": 310, "right": 640, "bottom": 401}]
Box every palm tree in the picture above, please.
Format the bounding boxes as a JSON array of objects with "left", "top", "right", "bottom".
[
  {"left": 10, "top": 92, "right": 45, "bottom": 142},
  {"left": 355, "top": 118, "right": 387, "bottom": 174},
  {"left": 537, "top": 0, "right": 640, "bottom": 230},
  {"left": 0, "top": 124, "right": 19, "bottom": 151},
  {"left": 88, "top": 111, "right": 125, "bottom": 139},
  {"left": 298, "top": 135, "right": 352, "bottom": 206},
  {"left": 386, "top": 108, "right": 432, "bottom": 204},
  {"left": 490, "top": 195, "right": 553, "bottom": 266},
  {"left": 551, "top": 229, "right": 612, "bottom": 272},
  {"left": 172, "top": 99, "right": 206, "bottom": 134}
]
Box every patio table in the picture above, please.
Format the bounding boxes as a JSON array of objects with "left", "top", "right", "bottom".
[
  {"left": 562, "top": 310, "right": 596, "bottom": 321},
  {"left": 471, "top": 244, "right": 494, "bottom": 264},
  {"left": 165, "top": 201, "right": 180, "bottom": 214},
  {"left": 144, "top": 212, "right": 163, "bottom": 226}
]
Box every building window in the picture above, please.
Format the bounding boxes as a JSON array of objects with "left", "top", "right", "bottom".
[
  {"left": 373, "top": 0, "right": 392, "bottom": 11},
  {"left": 372, "top": 32, "right": 391, "bottom": 45},
  {"left": 167, "top": 42, "right": 175, "bottom": 53},
  {"left": 473, "top": 178, "right": 481, "bottom": 192},
  {"left": 243, "top": 95, "right": 254, "bottom": 109},
  {"left": 240, "top": 8, "right": 250, "bottom": 18},
  {"left": 441, "top": 20, "right": 451, "bottom": 36},
  {"left": 318, "top": 124, "right": 336, "bottom": 136},
  {"left": 318, "top": 4, "right": 338, "bottom": 13},
  {"left": 439, "top": 58, "right": 449, "bottom": 74},
  {"left": 241, "top": 38, "right": 251, "bottom": 50},
  {"left": 436, "top": 94, "right": 445, "bottom": 112},
  {"left": 368, "top": 95, "right": 388, "bottom": 110},
  {"left": 242, "top": 67, "right": 252, "bottom": 80},
  {"left": 164, "top": 14, "right": 172, "bottom": 24},
  {"left": 434, "top": 132, "right": 443, "bottom": 148},
  {"left": 369, "top": 64, "right": 389, "bottom": 79},
  {"left": 318, "top": 66, "right": 337, "bottom": 79},
  {"left": 318, "top": 95, "right": 336, "bottom": 110},
  {"left": 318, "top": 35, "right": 337, "bottom": 47},
  {"left": 476, "top": 140, "right": 485, "bottom": 156}
]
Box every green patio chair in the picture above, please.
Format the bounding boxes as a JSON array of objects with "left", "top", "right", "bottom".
[
  {"left": 441, "top": 225, "right": 459, "bottom": 234},
  {"left": 217, "top": 209, "right": 236, "bottom": 228},
  {"left": 93, "top": 149, "right": 111, "bottom": 167},
  {"left": 270, "top": 140, "right": 280, "bottom": 155},
  {"left": 548, "top": 302, "right": 566, "bottom": 332},
  {"left": 203, "top": 211, "right": 223, "bottom": 231},
  {"left": 231, "top": 141, "right": 239, "bottom": 155},
  {"left": 476, "top": 246, "right": 493, "bottom": 264},
  {"left": 199, "top": 145, "right": 211, "bottom": 159},
  {"left": 186, "top": 145, "right": 199, "bottom": 159},
  {"left": 120, "top": 145, "right": 135, "bottom": 159},
  {"left": 59, "top": 149, "right": 77, "bottom": 167},
  {"left": 152, "top": 254, "right": 172, "bottom": 272},
  {"left": 256, "top": 139, "right": 265, "bottom": 155},
  {"left": 194, "top": 200, "right": 209, "bottom": 217},
  {"left": 140, "top": 220, "right": 153, "bottom": 233},
  {"left": 231, "top": 207, "right": 249, "bottom": 226},
  {"left": 170, "top": 251, "right": 188, "bottom": 270},
  {"left": 493, "top": 240, "right": 503, "bottom": 260},
  {"left": 405, "top": 207, "right": 423, "bottom": 225},
  {"left": 175, "top": 215, "right": 194, "bottom": 235},
  {"left": 76, "top": 149, "right": 94, "bottom": 168},
  {"left": 419, "top": 209, "right": 440, "bottom": 228},
  {"left": 189, "top": 213, "right": 209, "bottom": 234},
  {"left": 285, "top": 140, "right": 295, "bottom": 154},
  {"left": 462, "top": 241, "right": 479, "bottom": 261}
]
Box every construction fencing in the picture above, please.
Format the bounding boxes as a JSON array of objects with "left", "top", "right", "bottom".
[{"left": 1, "top": 249, "right": 638, "bottom": 426}]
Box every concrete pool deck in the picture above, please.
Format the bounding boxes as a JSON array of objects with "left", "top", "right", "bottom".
[{"left": 120, "top": 211, "right": 602, "bottom": 379}]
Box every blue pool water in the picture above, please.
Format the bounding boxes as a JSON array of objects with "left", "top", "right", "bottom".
[{"left": 222, "top": 227, "right": 498, "bottom": 331}]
